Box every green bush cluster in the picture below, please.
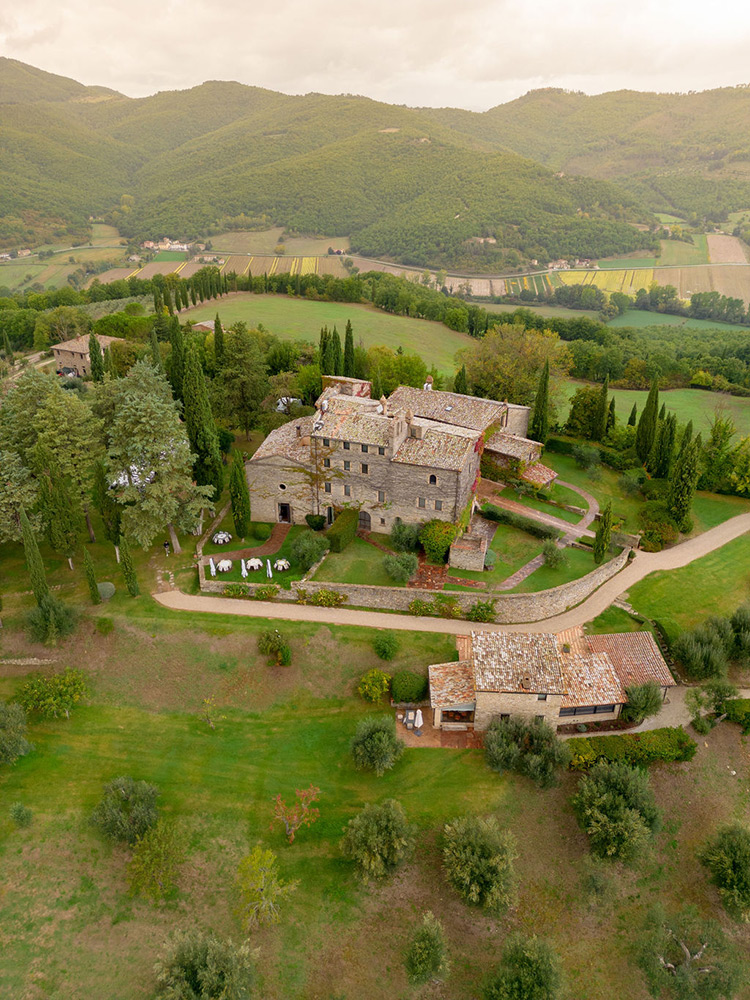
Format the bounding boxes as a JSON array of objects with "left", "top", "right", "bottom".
[
  {"left": 568, "top": 726, "right": 697, "bottom": 771},
  {"left": 304, "top": 514, "right": 326, "bottom": 531},
  {"left": 222, "top": 583, "right": 249, "bottom": 598},
  {"left": 252, "top": 523, "right": 272, "bottom": 542},
  {"left": 296, "top": 587, "right": 348, "bottom": 607},
  {"left": 391, "top": 670, "right": 428, "bottom": 703},
  {"left": 257, "top": 629, "right": 292, "bottom": 666},
  {"left": 351, "top": 716, "right": 404, "bottom": 777},
  {"left": 407, "top": 594, "right": 462, "bottom": 618},
  {"left": 17, "top": 668, "right": 87, "bottom": 719},
  {"left": 481, "top": 503, "right": 560, "bottom": 540},
  {"left": 382, "top": 552, "right": 418, "bottom": 582},
  {"left": 485, "top": 717, "right": 572, "bottom": 788},
  {"left": 671, "top": 604, "right": 750, "bottom": 680},
  {"left": 90, "top": 776, "right": 160, "bottom": 846},
  {"left": 373, "top": 631, "right": 400, "bottom": 661},
  {"left": 389, "top": 518, "right": 421, "bottom": 552},
  {"left": 358, "top": 669, "right": 391, "bottom": 703},
  {"left": 465, "top": 599, "right": 497, "bottom": 623},
  {"left": 290, "top": 529, "right": 329, "bottom": 571},
  {"left": 443, "top": 815, "right": 518, "bottom": 913},
  {"left": 418, "top": 520, "right": 457, "bottom": 563},
  {"left": 10, "top": 802, "right": 33, "bottom": 827},
  {"left": 572, "top": 760, "right": 660, "bottom": 862},
  {"left": 253, "top": 584, "right": 279, "bottom": 601},
  {"left": 724, "top": 698, "right": 750, "bottom": 733},
  {"left": 341, "top": 799, "right": 415, "bottom": 882},
  {"left": 327, "top": 509, "right": 359, "bottom": 552},
  {"left": 0, "top": 702, "right": 33, "bottom": 766}
]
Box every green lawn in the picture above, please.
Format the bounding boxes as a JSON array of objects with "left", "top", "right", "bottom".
[
  {"left": 509, "top": 490, "right": 583, "bottom": 525},
  {"left": 543, "top": 453, "right": 644, "bottom": 532},
  {"left": 585, "top": 605, "right": 650, "bottom": 634},
  {"left": 313, "top": 535, "right": 404, "bottom": 587},
  {"left": 509, "top": 544, "right": 603, "bottom": 594},
  {"left": 153, "top": 250, "right": 187, "bottom": 261},
  {"left": 446, "top": 522, "right": 542, "bottom": 588},
  {"left": 482, "top": 301, "right": 598, "bottom": 320},
  {"left": 606, "top": 309, "right": 750, "bottom": 331},
  {"left": 595, "top": 256, "right": 657, "bottom": 269},
  {"left": 657, "top": 234, "right": 709, "bottom": 266},
  {"left": 183, "top": 293, "right": 472, "bottom": 374},
  {"left": 208, "top": 525, "right": 306, "bottom": 587}
]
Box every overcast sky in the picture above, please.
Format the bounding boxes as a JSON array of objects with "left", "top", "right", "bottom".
[{"left": 2, "top": 0, "right": 750, "bottom": 110}]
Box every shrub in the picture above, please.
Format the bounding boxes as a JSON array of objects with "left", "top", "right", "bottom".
[
  {"left": 672, "top": 627, "right": 729, "bottom": 681},
  {"left": 97, "top": 582, "right": 116, "bottom": 601},
  {"left": 419, "top": 519, "right": 457, "bottom": 563},
  {"left": 341, "top": 799, "right": 415, "bottom": 881},
  {"left": 725, "top": 698, "right": 750, "bottom": 734},
  {"left": 443, "top": 815, "right": 518, "bottom": 913},
  {"left": 0, "top": 702, "right": 33, "bottom": 766},
  {"left": 154, "top": 929, "right": 254, "bottom": 1000},
  {"left": 373, "top": 631, "right": 400, "bottom": 661},
  {"left": 404, "top": 912, "right": 450, "bottom": 986},
  {"left": 90, "top": 776, "right": 159, "bottom": 845},
  {"left": 391, "top": 670, "right": 428, "bottom": 703},
  {"left": 382, "top": 551, "right": 418, "bottom": 582},
  {"left": 699, "top": 824, "right": 750, "bottom": 918},
  {"left": 95, "top": 616, "right": 114, "bottom": 636},
  {"left": 305, "top": 513, "right": 326, "bottom": 531},
  {"left": 223, "top": 583, "right": 249, "bottom": 598},
  {"left": 351, "top": 715, "right": 404, "bottom": 776},
  {"left": 358, "top": 668, "right": 391, "bottom": 702},
  {"left": 253, "top": 584, "right": 279, "bottom": 601},
  {"left": 621, "top": 681, "right": 663, "bottom": 723},
  {"left": 541, "top": 539, "right": 566, "bottom": 568},
  {"left": 432, "top": 594, "right": 462, "bottom": 619},
  {"left": 572, "top": 443, "right": 600, "bottom": 470},
  {"left": 17, "top": 667, "right": 87, "bottom": 719},
  {"left": 408, "top": 598, "right": 434, "bottom": 616},
  {"left": 572, "top": 760, "right": 660, "bottom": 862},
  {"left": 290, "top": 529, "right": 329, "bottom": 571},
  {"left": 639, "top": 501, "right": 678, "bottom": 552},
  {"left": 235, "top": 846, "right": 298, "bottom": 931},
  {"left": 484, "top": 717, "right": 572, "bottom": 788},
  {"left": 327, "top": 508, "right": 359, "bottom": 552},
  {"left": 567, "top": 726, "right": 696, "bottom": 770},
  {"left": 483, "top": 935, "right": 562, "bottom": 1000},
  {"left": 10, "top": 802, "right": 32, "bottom": 827},
  {"left": 484, "top": 548, "right": 497, "bottom": 570},
  {"left": 128, "top": 819, "right": 186, "bottom": 901},
  {"left": 481, "top": 503, "right": 560, "bottom": 540},
  {"left": 252, "top": 523, "right": 272, "bottom": 541},
  {"left": 390, "top": 518, "right": 421, "bottom": 552},
  {"left": 466, "top": 599, "right": 496, "bottom": 623},
  {"left": 258, "top": 629, "right": 292, "bottom": 666},
  {"left": 296, "top": 587, "right": 347, "bottom": 607},
  {"left": 26, "top": 594, "right": 76, "bottom": 644}
]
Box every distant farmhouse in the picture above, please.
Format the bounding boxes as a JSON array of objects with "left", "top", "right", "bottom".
[
  {"left": 52, "top": 335, "right": 122, "bottom": 377},
  {"left": 248, "top": 376, "right": 555, "bottom": 531},
  {"left": 429, "top": 629, "right": 675, "bottom": 731}
]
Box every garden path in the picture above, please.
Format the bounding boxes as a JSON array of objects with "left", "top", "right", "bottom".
[
  {"left": 153, "top": 512, "right": 750, "bottom": 634},
  {"left": 200, "top": 523, "right": 290, "bottom": 565}
]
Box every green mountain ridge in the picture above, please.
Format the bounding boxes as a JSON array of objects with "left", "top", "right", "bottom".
[{"left": 3, "top": 59, "right": 747, "bottom": 265}]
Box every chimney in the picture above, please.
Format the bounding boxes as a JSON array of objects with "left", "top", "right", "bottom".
[{"left": 380, "top": 394, "right": 387, "bottom": 416}]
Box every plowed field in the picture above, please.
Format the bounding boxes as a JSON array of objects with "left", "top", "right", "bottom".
[{"left": 707, "top": 234, "right": 749, "bottom": 263}]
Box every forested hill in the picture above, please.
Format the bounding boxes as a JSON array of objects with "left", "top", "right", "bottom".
[
  {"left": 422, "top": 86, "right": 750, "bottom": 222},
  {"left": 0, "top": 59, "right": 658, "bottom": 266}
]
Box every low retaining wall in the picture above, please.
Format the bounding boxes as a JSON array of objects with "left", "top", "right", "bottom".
[{"left": 198, "top": 546, "right": 631, "bottom": 624}]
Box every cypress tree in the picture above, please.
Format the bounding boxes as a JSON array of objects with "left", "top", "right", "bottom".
[
  {"left": 189, "top": 283, "right": 197, "bottom": 306},
  {"left": 92, "top": 460, "right": 122, "bottom": 561},
  {"left": 169, "top": 317, "right": 185, "bottom": 400},
  {"left": 214, "top": 313, "right": 224, "bottom": 367},
  {"left": 182, "top": 342, "right": 223, "bottom": 502},
  {"left": 659, "top": 402, "right": 666, "bottom": 421},
  {"left": 319, "top": 326, "right": 330, "bottom": 370},
  {"left": 229, "top": 450, "right": 252, "bottom": 539},
  {"left": 343, "top": 320, "right": 355, "bottom": 377},
  {"left": 454, "top": 365, "right": 468, "bottom": 395},
  {"left": 607, "top": 396, "right": 616, "bottom": 432},
  {"left": 593, "top": 501, "right": 612, "bottom": 565},
  {"left": 678, "top": 419, "right": 693, "bottom": 457},
  {"left": 636, "top": 380, "right": 659, "bottom": 464},
  {"left": 3, "top": 328, "right": 13, "bottom": 361},
  {"left": 627, "top": 402, "right": 637, "bottom": 426},
  {"left": 163, "top": 286, "right": 174, "bottom": 316},
  {"left": 103, "top": 346, "right": 115, "bottom": 378},
  {"left": 89, "top": 332, "right": 104, "bottom": 382},
  {"left": 372, "top": 367, "right": 384, "bottom": 400},
  {"left": 595, "top": 375, "right": 609, "bottom": 441},
  {"left": 322, "top": 334, "right": 337, "bottom": 376},
  {"left": 153, "top": 309, "right": 170, "bottom": 342},
  {"left": 36, "top": 447, "right": 80, "bottom": 570},
  {"left": 83, "top": 547, "right": 101, "bottom": 605},
  {"left": 120, "top": 535, "right": 140, "bottom": 597},
  {"left": 529, "top": 360, "right": 549, "bottom": 443},
  {"left": 668, "top": 435, "right": 702, "bottom": 531},
  {"left": 150, "top": 329, "right": 161, "bottom": 369},
  {"left": 330, "top": 326, "right": 343, "bottom": 375},
  {"left": 652, "top": 413, "right": 677, "bottom": 479},
  {"left": 20, "top": 506, "right": 50, "bottom": 607}
]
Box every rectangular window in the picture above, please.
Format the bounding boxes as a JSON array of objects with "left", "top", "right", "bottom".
[
  {"left": 418, "top": 497, "right": 426, "bottom": 508},
  {"left": 380, "top": 517, "right": 386, "bottom": 525},
  {"left": 361, "top": 463, "right": 369, "bottom": 474},
  {"left": 344, "top": 460, "right": 350, "bottom": 471},
  {"left": 378, "top": 490, "right": 385, "bottom": 503},
  {"left": 361, "top": 444, "right": 369, "bottom": 453},
  {"left": 500, "top": 713, "right": 510, "bottom": 721},
  {"left": 535, "top": 715, "right": 545, "bottom": 722},
  {"left": 378, "top": 447, "right": 385, "bottom": 455},
  {"left": 537, "top": 693, "right": 547, "bottom": 701},
  {"left": 324, "top": 483, "right": 331, "bottom": 494},
  {"left": 559, "top": 705, "right": 616, "bottom": 717},
  {"left": 323, "top": 438, "right": 330, "bottom": 447},
  {"left": 344, "top": 485, "right": 351, "bottom": 497},
  {"left": 434, "top": 499, "right": 442, "bottom": 511},
  {"left": 323, "top": 458, "right": 330, "bottom": 468},
  {"left": 343, "top": 441, "right": 350, "bottom": 450}
]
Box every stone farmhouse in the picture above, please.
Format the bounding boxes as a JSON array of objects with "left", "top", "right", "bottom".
[
  {"left": 247, "top": 375, "right": 556, "bottom": 531},
  {"left": 51, "top": 335, "right": 122, "bottom": 377},
  {"left": 428, "top": 629, "right": 675, "bottom": 731}
]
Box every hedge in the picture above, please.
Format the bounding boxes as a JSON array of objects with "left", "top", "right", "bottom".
[
  {"left": 724, "top": 698, "right": 750, "bottom": 734},
  {"left": 327, "top": 508, "right": 359, "bottom": 552},
  {"left": 480, "top": 503, "right": 560, "bottom": 540},
  {"left": 545, "top": 435, "right": 639, "bottom": 473},
  {"left": 568, "top": 726, "right": 697, "bottom": 771}
]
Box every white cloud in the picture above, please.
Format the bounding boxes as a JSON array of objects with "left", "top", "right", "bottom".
[{"left": 1, "top": 0, "right": 749, "bottom": 109}]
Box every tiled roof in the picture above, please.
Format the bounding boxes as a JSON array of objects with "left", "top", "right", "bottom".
[
  {"left": 52, "top": 334, "right": 121, "bottom": 353},
  {"left": 485, "top": 431, "right": 541, "bottom": 460},
  {"left": 587, "top": 632, "right": 675, "bottom": 690},
  {"left": 250, "top": 416, "right": 315, "bottom": 464},
  {"left": 393, "top": 421, "right": 478, "bottom": 472},
  {"left": 560, "top": 652, "right": 626, "bottom": 708},
  {"left": 429, "top": 661, "right": 476, "bottom": 709},
  {"left": 456, "top": 634, "right": 473, "bottom": 660},
  {"left": 521, "top": 463, "right": 558, "bottom": 488},
  {"left": 471, "top": 631, "right": 565, "bottom": 694},
  {"left": 313, "top": 396, "right": 391, "bottom": 447},
  {"left": 387, "top": 386, "right": 505, "bottom": 432}
]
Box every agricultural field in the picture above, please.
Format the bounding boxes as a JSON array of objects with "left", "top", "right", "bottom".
[
  {"left": 152, "top": 250, "right": 187, "bottom": 262},
  {"left": 484, "top": 301, "right": 597, "bottom": 320},
  {"left": 657, "top": 234, "right": 708, "bottom": 266},
  {"left": 182, "top": 292, "right": 472, "bottom": 373},
  {"left": 89, "top": 223, "right": 122, "bottom": 246},
  {"left": 211, "top": 229, "right": 350, "bottom": 255},
  {"left": 556, "top": 268, "right": 653, "bottom": 296},
  {"left": 594, "top": 254, "right": 657, "bottom": 269},
  {"left": 606, "top": 309, "right": 750, "bottom": 331},
  {"left": 502, "top": 273, "right": 553, "bottom": 298},
  {"left": 654, "top": 264, "right": 750, "bottom": 304},
  {"left": 707, "top": 234, "right": 749, "bottom": 263}
]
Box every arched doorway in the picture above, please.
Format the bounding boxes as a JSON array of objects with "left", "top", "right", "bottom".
[{"left": 358, "top": 510, "right": 372, "bottom": 531}]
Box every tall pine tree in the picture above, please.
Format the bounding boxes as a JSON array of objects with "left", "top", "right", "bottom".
[
  {"left": 607, "top": 396, "right": 616, "bottom": 432},
  {"left": 83, "top": 547, "right": 101, "bottom": 605},
  {"left": 529, "top": 360, "right": 549, "bottom": 443},
  {"left": 343, "top": 320, "right": 355, "bottom": 378},
  {"left": 627, "top": 402, "right": 637, "bottom": 427},
  {"left": 593, "top": 501, "right": 612, "bottom": 565},
  {"left": 454, "top": 365, "right": 468, "bottom": 395},
  {"left": 229, "top": 450, "right": 252, "bottom": 539},
  {"left": 651, "top": 413, "right": 676, "bottom": 479},
  {"left": 636, "top": 380, "right": 659, "bottom": 464},
  {"left": 89, "top": 332, "right": 104, "bottom": 382},
  {"left": 668, "top": 435, "right": 702, "bottom": 530},
  {"left": 20, "top": 505, "right": 49, "bottom": 607},
  {"left": 92, "top": 460, "right": 122, "bottom": 561},
  {"left": 169, "top": 317, "right": 185, "bottom": 400},
  {"left": 330, "top": 327, "right": 342, "bottom": 376},
  {"left": 182, "top": 342, "right": 223, "bottom": 502},
  {"left": 119, "top": 535, "right": 140, "bottom": 597},
  {"left": 35, "top": 445, "right": 80, "bottom": 570},
  {"left": 214, "top": 313, "right": 225, "bottom": 367}
]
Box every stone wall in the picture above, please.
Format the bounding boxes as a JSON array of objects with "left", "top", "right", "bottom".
[
  {"left": 199, "top": 546, "right": 632, "bottom": 625},
  {"left": 474, "top": 691, "right": 563, "bottom": 729},
  {"left": 449, "top": 534, "right": 487, "bottom": 572}
]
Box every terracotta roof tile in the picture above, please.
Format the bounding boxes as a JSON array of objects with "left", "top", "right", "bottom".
[
  {"left": 250, "top": 416, "right": 315, "bottom": 463},
  {"left": 392, "top": 420, "right": 478, "bottom": 471},
  {"left": 429, "top": 661, "right": 476, "bottom": 709},
  {"left": 471, "top": 631, "right": 565, "bottom": 694},
  {"left": 587, "top": 632, "right": 675, "bottom": 690},
  {"left": 387, "top": 386, "right": 505, "bottom": 432},
  {"left": 52, "top": 334, "right": 122, "bottom": 353},
  {"left": 560, "top": 652, "right": 626, "bottom": 708},
  {"left": 521, "top": 463, "right": 558, "bottom": 488},
  {"left": 485, "top": 430, "right": 541, "bottom": 460}
]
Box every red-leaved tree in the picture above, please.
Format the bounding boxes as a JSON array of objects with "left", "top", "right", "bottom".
[{"left": 271, "top": 785, "right": 321, "bottom": 843}]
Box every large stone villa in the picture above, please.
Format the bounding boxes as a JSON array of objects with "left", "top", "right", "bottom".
[
  {"left": 429, "top": 629, "right": 675, "bottom": 731},
  {"left": 247, "top": 375, "right": 556, "bottom": 531}
]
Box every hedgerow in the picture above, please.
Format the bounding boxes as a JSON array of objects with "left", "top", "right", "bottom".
[{"left": 568, "top": 726, "right": 697, "bottom": 771}]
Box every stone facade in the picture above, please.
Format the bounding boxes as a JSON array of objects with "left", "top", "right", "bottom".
[
  {"left": 473, "top": 690, "right": 564, "bottom": 730},
  {"left": 449, "top": 532, "right": 487, "bottom": 572},
  {"left": 52, "top": 334, "right": 122, "bottom": 376}
]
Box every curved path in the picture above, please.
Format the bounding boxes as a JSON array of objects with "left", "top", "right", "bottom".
[{"left": 154, "top": 512, "right": 750, "bottom": 634}]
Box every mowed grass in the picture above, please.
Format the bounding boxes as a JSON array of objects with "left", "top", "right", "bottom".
[
  {"left": 509, "top": 544, "right": 602, "bottom": 593},
  {"left": 606, "top": 309, "right": 750, "bottom": 331},
  {"left": 657, "top": 235, "right": 709, "bottom": 266},
  {"left": 183, "top": 293, "right": 472, "bottom": 374},
  {"left": 564, "top": 379, "right": 750, "bottom": 437},
  {"left": 482, "top": 301, "right": 598, "bottom": 320},
  {"left": 211, "top": 229, "right": 350, "bottom": 256},
  {"left": 312, "top": 535, "right": 404, "bottom": 587}
]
